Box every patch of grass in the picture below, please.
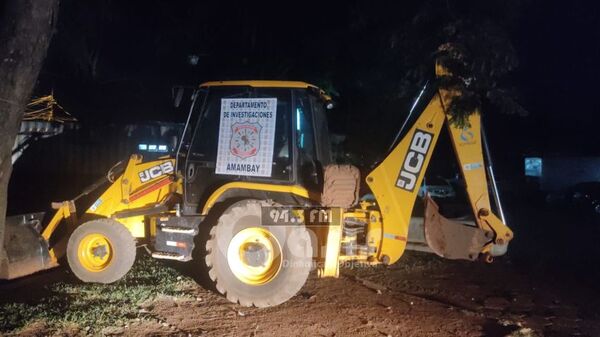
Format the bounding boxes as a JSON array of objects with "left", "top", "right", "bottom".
[{"left": 0, "top": 253, "right": 195, "bottom": 334}]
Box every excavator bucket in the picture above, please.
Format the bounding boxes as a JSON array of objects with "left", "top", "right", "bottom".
[
  {"left": 423, "top": 196, "right": 489, "bottom": 261},
  {"left": 1, "top": 212, "right": 56, "bottom": 280}
]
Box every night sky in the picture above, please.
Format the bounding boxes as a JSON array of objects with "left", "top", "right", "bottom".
[
  {"left": 36, "top": 0, "right": 600, "bottom": 162},
  {"left": 514, "top": 1, "right": 600, "bottom": 155}
]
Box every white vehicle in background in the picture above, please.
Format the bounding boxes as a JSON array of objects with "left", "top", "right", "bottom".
[{"left": 419, "top": 176, "right": 456, "bottom": 199}]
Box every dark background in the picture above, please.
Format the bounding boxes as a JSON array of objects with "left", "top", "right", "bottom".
[
  {"left": 4, "top": 0, "right": 600, "bottom": 289},
  {"left": 10, "top": 0, "right": 599, "bottom": 199},
  {"left": 10, "top": 0, "right": 600, "bottom": 233},
  {"left": 32, "top": 0, "right": 600, "bottom": 156}
]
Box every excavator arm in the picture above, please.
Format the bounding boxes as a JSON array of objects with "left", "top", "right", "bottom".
[{"left": 366, "top": 78, "right": 513, "bottom": 265}]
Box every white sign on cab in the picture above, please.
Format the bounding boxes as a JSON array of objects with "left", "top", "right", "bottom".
[{"left": 215, "top": 98, "right": 277, "bottom": 177}]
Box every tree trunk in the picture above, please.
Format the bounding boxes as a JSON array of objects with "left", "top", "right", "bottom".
[{"left": 0, "top": 0, "right": 59, "bottom": 276}]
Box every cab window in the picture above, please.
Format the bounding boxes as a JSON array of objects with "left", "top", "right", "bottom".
[
  {"left": 294, "top": 90, "right": 319, "bottom": 188},
  {"left": 187, "top": 87, "right": 292, "bottom": 182},
  {"left": 310, "top": 94, "right": 332, "bottom": 166}
]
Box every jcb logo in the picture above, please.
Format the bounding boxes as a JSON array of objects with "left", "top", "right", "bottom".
[
  {"left": 139, "top": 161, "right": 174, "bottom": 183},
  {"left": 396, "top": 130, "right": 433, "bottom": 191}
]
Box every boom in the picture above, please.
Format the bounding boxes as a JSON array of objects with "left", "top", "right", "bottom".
[{"left": 366, "top": 76, "right": 513, "bottom": 264}]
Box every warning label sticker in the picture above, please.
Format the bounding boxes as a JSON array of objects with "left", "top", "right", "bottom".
[{"left": 215, "top": 98, "right": 277, "bottom": 177}]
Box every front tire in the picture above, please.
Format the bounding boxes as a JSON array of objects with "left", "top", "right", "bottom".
[
  {"left": 67, "top": 219, "right": 136, "bottom": 283},
  {"left": 205, "top": 200, "right": 313, "bottom": 307}
]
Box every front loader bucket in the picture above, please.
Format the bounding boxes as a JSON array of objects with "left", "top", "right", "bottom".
[
  {"left": 1, "top": 212, "right": 56, "bottom": 280},
  {"left": 423, "top": 196, "right": 489, "bottom": 261}
]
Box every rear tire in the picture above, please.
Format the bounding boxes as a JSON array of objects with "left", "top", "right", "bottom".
[
  {"left": 205, "top": 200, "right": 313, "bottom": 307},
  {"left": 67, "top": 219, "right": 136, "bottom": 283}
]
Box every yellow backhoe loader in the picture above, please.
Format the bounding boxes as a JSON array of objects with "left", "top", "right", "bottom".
[{"left": 1, "top": 63, "right": 513, "bottom": 307}]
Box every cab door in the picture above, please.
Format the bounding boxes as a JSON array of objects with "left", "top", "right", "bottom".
[
  {"left": 180, "top": 87, "right": 233, "bottom": 214},
  {"left": 180, "top": 86, "right": 294, "bottom": 214}
]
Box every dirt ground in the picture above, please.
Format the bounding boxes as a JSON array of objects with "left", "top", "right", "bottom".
[
  {"left": 3, "top": 189, "right": 600, "bottom": 337},
  {"left": 1, "top": 249, "right": 598, "bottom": 337}
]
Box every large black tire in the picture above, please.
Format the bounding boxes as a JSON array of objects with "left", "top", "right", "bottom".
[
  {"left": 67, "top": 219, "right": 136, "bottom": 284},
  {"left": 205, "top": 200, "right": 313, "bottom": 307}
]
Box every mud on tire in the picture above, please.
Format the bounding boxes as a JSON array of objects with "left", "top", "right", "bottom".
[
  {"left": 67, "top": 219, "right": 136, "bottom": 284},
  {"left": 205, "top": 200, "right": 313, "bottom": 307}
]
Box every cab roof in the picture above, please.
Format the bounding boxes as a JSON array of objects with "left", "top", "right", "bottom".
[
  {"left": 198, "top": 80, "right": 332, "bottom": 101},
  {"left": 199, "top": 80, "right": 317, "bottom": 89}
]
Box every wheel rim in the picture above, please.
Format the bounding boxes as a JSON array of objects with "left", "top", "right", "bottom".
[
  {"left": 227, "top": 227, "right": 282, "bottom": 285},
  {"left": 78, "top": 233, "right": 113, "bottom": 272}
]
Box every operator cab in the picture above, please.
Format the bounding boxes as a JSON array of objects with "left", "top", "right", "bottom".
[{"left": 176, "top": 81, "right": 333, "bottom": 214}]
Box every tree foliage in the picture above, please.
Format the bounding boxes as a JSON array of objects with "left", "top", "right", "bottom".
[
  {"left": 343, "top": 0, "right": 526, "bottom": 128},
  {"left": 41, "top": 0, "right": 526, "bottom": 151}
]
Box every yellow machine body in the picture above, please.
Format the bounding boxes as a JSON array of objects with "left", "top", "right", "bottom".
[
  {"left": 84, "top": 155, "right": 180, "bottom": 237},
  {"left": 366, "top": 90, "right": 447, "bottom": 264},
  {"left": 3, "top": 71, "right": 513, "bottom": 283},
  {"left": 34, "top": 155, "right": 181, "bottom": 267},
  {"left": 366, "top": 88, "right": 513, "bottom": 264}
]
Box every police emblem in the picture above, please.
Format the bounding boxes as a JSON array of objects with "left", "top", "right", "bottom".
[{"left": 230, "top": 122, "right": 261, "bottom": 159}]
